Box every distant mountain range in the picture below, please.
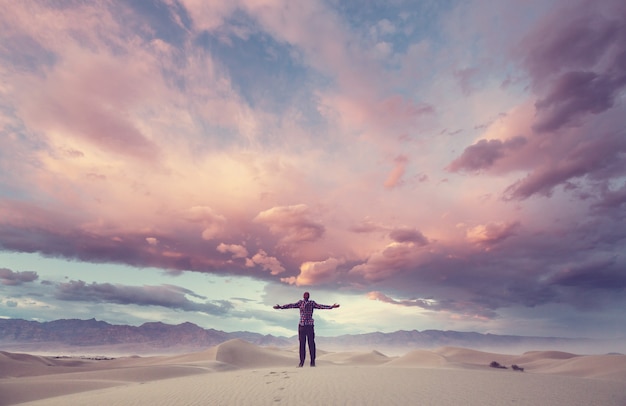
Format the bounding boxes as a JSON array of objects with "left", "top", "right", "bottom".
[
  {"left": 0, "top": 318, "right": 620, "bottom": 355},
  {"left": 0, "top": 318, "right": 289, "bottom": 354}
]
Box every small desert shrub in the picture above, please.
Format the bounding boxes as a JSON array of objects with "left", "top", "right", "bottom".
[
  {"left": 512, "top": 364, "right": 524, "bottom": 372},
  {"left": 489, "top": 361, "right": 507, "bottom": 369}
]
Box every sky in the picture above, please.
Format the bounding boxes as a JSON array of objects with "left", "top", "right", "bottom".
[{"left": 1, "top": 0, "right": 625, "bottom": 340}]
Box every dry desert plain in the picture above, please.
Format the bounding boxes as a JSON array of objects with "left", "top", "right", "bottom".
[{"left": 1, "top": 339, "right": 625, "bottom": 405}]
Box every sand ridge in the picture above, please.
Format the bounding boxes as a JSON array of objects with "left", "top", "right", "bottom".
[{"left": 1, "top": 340, "right": 625, "bottom": 405}]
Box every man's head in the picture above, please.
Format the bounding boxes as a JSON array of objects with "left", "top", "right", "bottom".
[{"left": 303, "top": 292, "right": 310, "bottom": 300}]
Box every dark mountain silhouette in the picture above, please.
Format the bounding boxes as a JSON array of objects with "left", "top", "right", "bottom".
[{"left": 0, "top": 318, "right": 614, "bottom": 355}]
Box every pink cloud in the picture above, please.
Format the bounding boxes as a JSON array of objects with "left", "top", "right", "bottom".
[
  {"left": 532, "top": 71, "right": 625, "bottom": 133},
  {"left": 448, "top": 99, "right": 626, "bottom": 202},
  {"left": 247, "top": 250, "right": 285, "bottom": 275},
  {"left": 446, "top": 0, "right": 626, "bottom": 202},
  {"left": 0, "top": 2, "right": 118, "bottom": 56},
  {"left": 185, "top": 206, "right": 227, "bottom": 240},
  {"left": 505, "top": 127, "right": 626, "bottom": 200},
  {"left": 465, "top": 221, "right": 520, "bottom": 245},
  {"left": 519, "top": 0, "right": 626, "bottom": 133},
  {"left": 447, "top": 137, "right": 527, "bottom": 173},
  {"left": 349, "top": 218, "right": 387, "bottom": 234},
  {"left": 519, "top": 0, "right": 624, "bottom": 86},
  {"left": 367, "top": 291, "right": 433, "bottom": 308},
  {"left": 321, "top": 93, "right": 434, "bottom": 142},
  {"left": 284, "top": 257, "right": 341, "bottom": 286},
  {"left": 388, "top": 228, "right": 428, "bottom": 245},
  {"left": 384, "top": 155, "right": 409, "bottom": 189},
  {"left": 349, "top": 242, "right": 427, "bottom": 282},
  {"left": 217, "top": 243, "right": 249, "bottom": 259},
  {"left": 253, "top": 204, "right": 325, "bottom": 244},
  {"left": 16, "top": 50, "right": 162, "bottom": 162},
  {"left": 0, "top": 200, "right": 238, "bottom": 276},
  {"left": 454, "top": 67, "right": 480, "bottom": 96}
]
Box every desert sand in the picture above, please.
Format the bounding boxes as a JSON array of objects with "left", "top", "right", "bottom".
[{"left": 1, "top": 339, "right": 625, "bottom": 406}]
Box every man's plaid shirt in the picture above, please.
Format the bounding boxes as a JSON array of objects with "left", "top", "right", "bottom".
[{"left": 279, "top": 300, "right": 333, "bottom": 326}]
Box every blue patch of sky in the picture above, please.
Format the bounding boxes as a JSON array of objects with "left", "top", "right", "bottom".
[
  {"left": 195, "top": 25, "right": 310, "bottom": 110},
  {"left": 121, "top": 0, "right": 192, "bottom": 48},
  {"left": 329, "top": 0, "right": 458, "bottom": 53},
  {"left": 193, "top": 12, "right": 330, "bottom": 144},
  {"left": 326, "top": 0, "right": 459, "bottom": 102}
]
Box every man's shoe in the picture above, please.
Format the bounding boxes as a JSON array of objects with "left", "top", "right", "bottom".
[
  {"left": 297, "top": 362, "right": 304, "bottom": 368},
  {"left": 310, "top": 361, "right": 316, "bottom": 367}
]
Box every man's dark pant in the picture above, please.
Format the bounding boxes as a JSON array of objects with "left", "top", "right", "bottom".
[{"left": 298, "top": 324, "right": 315, "bottom": 364}]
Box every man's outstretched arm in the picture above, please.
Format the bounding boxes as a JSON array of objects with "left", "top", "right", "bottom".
[
  {"left": 273, "top": 302, "right": 300, "bottom": 309},
  {"left": 314, "top": 302, "right": 340, "bottom": 309}
]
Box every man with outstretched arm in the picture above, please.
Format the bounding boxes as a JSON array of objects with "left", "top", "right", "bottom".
[{"left": 274, "top": 292, "right": 340, "bottom": 367}]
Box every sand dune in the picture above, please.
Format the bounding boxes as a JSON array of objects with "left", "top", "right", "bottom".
[
  {"left": 433, "top": 346, "right": 517, "bottom": 365},
  {"left": 317, "top": 350, "right": 390, "bottom": 365},
  {"left": 536, "top": 354, "right": 626, "bottom": 381},
  {"left": 1, "top": 341, "right": 625, "bottom": 406},
  {"left": 385, "top": 349, "right": 447, "bottom": 367},
  {"left": 213, "top": 339, "right": 295, "bottom": 368},
  {"left": 0, "top": 351, "right": 100, "bottom": 378}
]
